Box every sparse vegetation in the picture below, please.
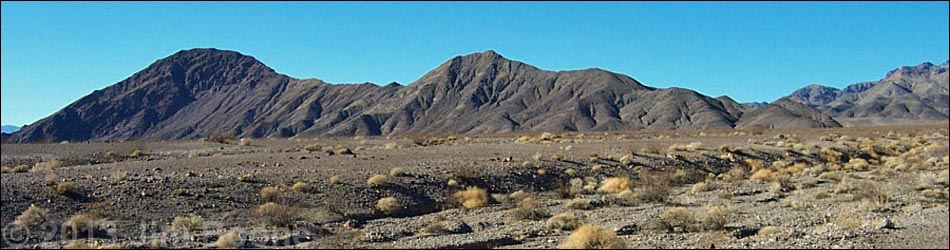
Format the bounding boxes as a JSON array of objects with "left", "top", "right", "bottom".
[
  {"left": 171, "top": 214, "right": 204, "bottom": 232},
  {"left": 598, "top": 177, "right": 633, "bottom": 194},
  {"left": 546, "top": 213, "right": 580, "bottom": 231},
  {"left": 329, "top": 175, "right": 341, "bottom": 185},
  {"left": 566, "top": 198, "right": 592, "bottom": 210},
  {"left": 454, "top": 186, "right": 488, "bottom": 209},
  {"left": 215, "top": 231, "right": 244, "bottom": 248},
  {"left": 367, "top": 174, "right": 388, "bottom": 187},
  {"left": 376, "top": 197, "right": 401, "bottom": 215},
  {"left": 63, "top": 213, "right": 101, "bottom": 235},
  {"left": 510, "top": 197, "right": 549, "bottom": 221},
  {"left": 558, "top": 223, "right": 629, "bottom": 249},
  {"left": 13, "top": 204, "right": 49, "bottom": 228},
  {"left": 255, "top": 202, "right": 299, "bottom": 227},
  {"left": 291, "top": 182, "right": 309, "bottom": 192},
  {"left": 390, "top": 167, "right": 406, "bottom": 177},
  {"left": 260, "top": 186, "right": 281, "bottom": 201},
  {"left": 55, "top": 181, "right": 76, "bottom": 196}
]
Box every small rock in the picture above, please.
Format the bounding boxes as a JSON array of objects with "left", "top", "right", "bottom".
[
  {"left": 615, "top": 223, "right": 639, "bottom": 235},
  {"left": 875, "top": 219, "right": 895, "bottom": 230}
]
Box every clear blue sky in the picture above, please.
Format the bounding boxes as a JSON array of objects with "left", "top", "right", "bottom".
[{"left": 2, "top": 1, "right": 948, "bottom": 126}]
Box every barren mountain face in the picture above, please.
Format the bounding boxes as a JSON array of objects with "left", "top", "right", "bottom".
[
  {"left": 9, "top": 49, "right": 944, "bottom": 143},
  {"left": 787, "top": 61, "right": 949, "bottom": 126}
]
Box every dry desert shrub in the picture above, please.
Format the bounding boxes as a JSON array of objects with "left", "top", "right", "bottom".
[
  {"left": 390, "top": 167, "right": 406, "bottom": 177},
  {"left": 63, "top": 213, "right": 102, "bottom": 235},
  {"left": 332, "top": 145, "right": 354, "bottom": 155},
  {"left": 447, "top": 179, "right": 459, "bottom": 187},
  {"left": 614, "top": 189, "right": 638, "bottom": 206},
  {"left": 691, "top": 181, "right": 713, "bottom": 194},
  {"left": 564, "top": 168, "right": 577, "bottom": 176},
  {"left": 551, "top": 153, "right": 568, "bottom": 162},
  {"left": 256, "top": 202, "right": 299, "bottom": 227},
  {"left": 669, "top": 142, "right": 702, "bottom": 152},
  {"left": 749, "top": 169, "right": 774, "bottom": 181},
  {"left": 215, "top": 231, "right": 244, "bottom": 248},
  {"left": 619, "top": 154, "right": 635, "bottom": 166},
  {"left": 171, "top": 214, "right": 204, "bottom": 232},
  {"left": 661, "top": 207, "right": 696, "bottom": 232},
  {"left": 509, "top": 197, "right": 549, "bottom": 221},
  {"left": 721, "top": 165, "right": 748, "bottom": 182},
  {"left": 546, "top": 213, "right": 581, "bottom": 231},
  {"left": 238, "top": 139, "right": 252, "bottom": 146},
  {"left": 589, "top": 153, "right": 601, "bottom": 162},
  {"left": 744, "top": 159, "right": 766, "bottom": 173},
  {"left": 558, "top": 224, "right": 629, "bottom": 249},
  {"left": 591, "top": 164, "right": 603, "bottom": 172},
  {"left": 128, "top": 149, "right": 144, "bottom": 158},
  {"left": 31, "top": 160, "right": 60, "bottom": 173},
  {"left": 260, "top": 186, "right": 281, "bottom": 201},
  {"left": 508, "top": 190, "right": 529, "bottom": 203},
  {"left": 367, "top": 174, "right": 388, "bottom": 187},
  {"left": 65, "top": 240, "right": 96, "bottom": 249},
  {"left": 635, "top": 171, "right": 677, "bottom": 203},
  {"left": 291, "top": 182, "right": 309, "bottom": 193},
  {"left": 55, "top": 181, "right": 76, "bottom": 196},
  {"left": 454, "top": 186, "right": 488, "bottom": 209},
  {"left": 329, "top": 175, "right": 341, "bottom": 185},
  {"left": 566, "top": 198, "right": 592, "bottom": 210},
  {"left": 700, "top": 205, "right": 733, "bottom": 231},
  {"left": 376, "top": 197, "right": 401, "bottom": 215},
  {"left": 598, "top": 177, "right": 633, "bottom": 194},
  {"left": 844, "top": 158, "right": 871, "bottom": 171},
  {"left": 819, "top": 147, "right": 845, "bottom": 164},
  {"left": 13, "top": 204, "right": 48, "bottom": 228}
]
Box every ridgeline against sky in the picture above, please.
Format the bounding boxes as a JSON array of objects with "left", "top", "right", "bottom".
[{"left": 1, "top": 1, "right": 948, "bottom": 127}]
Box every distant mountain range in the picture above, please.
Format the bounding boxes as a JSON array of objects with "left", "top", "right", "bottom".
[
  {"left": 786, "top": 61, "right": 948, "bottom": 126},
  {"left": 8, "top": 49, "right": 948, "bottom": 143},
  {"left": 1, "top": 125, "right": 19, "bottom": 134}
]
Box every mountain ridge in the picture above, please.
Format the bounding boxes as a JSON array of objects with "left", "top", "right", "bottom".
[{"left": 10, "top": 49, "right": 944, "bottom": 143}]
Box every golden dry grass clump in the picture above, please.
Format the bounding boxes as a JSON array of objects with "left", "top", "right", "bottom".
[
  {"left": 63, "top": 213, "right": 101, "bottom": 235},
  {"left": 256, "top": 202, "right": 299, "bottom": 227},
  {"left": 13, "top": 204, "right": 49, "bottom": 228},
  {"left": 291, "top": 182, "right": 309, "bottom": 192},
  {"left": 749, "top": 169, "right": 774, "bottom": 181},
  {"left": 690, "top": 181, "right": 712, "bottom": 194},
  {"left": 367, "top": 174, "right": 388, "bottom": 187},
  {"left": 329, "top": 175, "right": 341, "bottom": 185},
  {"left": 390, "top": 167, "right": 406, "bottom": 177},
  {"left": 598, "top": 177, "right": 633, "bottom": 194},
  {"left": 215, "top": 231, "right": 243, "bottom": 248},
  {"left": 376, "top": 197, "right": 401, "bottom": 215},
  {"left": 700, "top": 205, "right": 733, "bottom": 231},
  {"left": 619, "top": 154, "right": 635, "bottom": 166},
  {"left": 260, "top": 186, "right": 281, "bottom": 201},
  {"left": 454, "top": 186, "right": 489, "bottom": 209},
  {"left": 510, "top": 197, "right": 549, "bottom": 221},
  {"left": 55, "top": 182, "right": 76, "bottom": 196},
  {"left": 546, "top": 213, "right": 581, "bottom": 231},
  {"left": 333, "top": 145, "right": 354, "bottom": 155},
  {"left": 171, "top": 214, "right": 204, "bottom": 232},
  {"left": 566, "top": 198, "right": 592, "bottom": 210},
  {"left": 558, "top": 223, "right": 629, "bottom": 249}
]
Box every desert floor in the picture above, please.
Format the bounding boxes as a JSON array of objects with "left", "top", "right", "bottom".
[{"left": 2, "top": 123, "right": 948, "bottom": 249}]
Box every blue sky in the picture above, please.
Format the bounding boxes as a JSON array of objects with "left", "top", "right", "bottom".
[{"left": 2, "top": 1, "right": 948, "bottom": 126}]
